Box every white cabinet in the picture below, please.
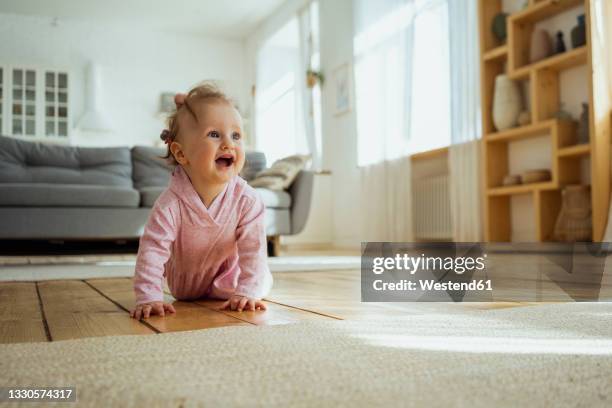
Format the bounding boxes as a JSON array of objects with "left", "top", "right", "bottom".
[{"left": 0, "top": 66, "right": 70, "bottom": 141}]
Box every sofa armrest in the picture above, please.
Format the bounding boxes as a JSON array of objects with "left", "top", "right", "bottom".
[{"left": 288, "top": 170, "right": 314, "bottom": 235}]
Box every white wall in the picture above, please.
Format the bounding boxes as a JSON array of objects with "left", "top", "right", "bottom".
[{"left": 0, "top": 13, "right": 246, "bottom": 147}]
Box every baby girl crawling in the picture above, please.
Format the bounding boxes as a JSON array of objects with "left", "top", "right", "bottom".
[{"left": 130, "top": 84, "right": 272, "bottom": 320}]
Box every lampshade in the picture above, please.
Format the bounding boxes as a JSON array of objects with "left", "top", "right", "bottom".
[{"left": 77, "top": 63, "right": 112, "bottom": 131}]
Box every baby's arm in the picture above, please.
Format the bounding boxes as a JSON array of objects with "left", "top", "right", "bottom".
[
  {"left": 132, "top": 201, "right": 178, "bottom": 318},
  {"left": 229, "top": 194, "right": 272, "bottom": 309}
]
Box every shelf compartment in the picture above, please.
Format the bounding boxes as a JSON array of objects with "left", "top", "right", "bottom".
[
  {"left": 485, "top": 120, "right": 554, "bottom": 143},
  {"left": 488, "top": 181, "right": 556, "bottom": 196},
  {"left": 534, "top": 189, "right": 562, "bottom": 241},
  {"left": 483, "top": 45, "right": 508, "bottom": 62},
  {"left": 511, "top": 0, "right": 583, "bottom": 24},
  {"left": 558, "top": 143, "right": 590, "bottom": 157},
  {"left": 509, "top": 47, "right": 587, "bottom": 79}
]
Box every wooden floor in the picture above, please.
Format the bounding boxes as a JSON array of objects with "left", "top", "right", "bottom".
[{"left": 0, "top": 268, "right": 526, "bottom": 344}]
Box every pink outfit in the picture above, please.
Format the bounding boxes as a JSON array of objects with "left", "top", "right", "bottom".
[{"left": 133, "top": 165, "right": 272, "bottom": 305}]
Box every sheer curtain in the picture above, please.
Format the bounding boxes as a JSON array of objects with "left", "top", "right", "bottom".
[
  {"left": 298, "top": 2, "right": 322, "bottom": 170},
  {"left": 354, "top": 0, "right": 449, "bottom": 241},
  {"left": 448, "top": 0, "right": 482, "bottom": 241},
  {"left": 354, "top": 0, "right": 414, "bottom": 241}
]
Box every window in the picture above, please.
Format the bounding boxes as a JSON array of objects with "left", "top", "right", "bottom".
[
  {"left": 255, "top": 18, "right": 306, "bottom": 164},
  {"left": 45, "top": 71, "right": 69, "bottom": 137},
  {"left": 1, "top": 67, "right": 69, "bottom": 140},
  {"left": 354, "top": 0, "right": 451, "bottom": 166},
  {"left": 408, "top": 2, "right": 450, "bottom": 153},
  {"left": 255, "top": 1, "right": 322, "bottom": 166}
]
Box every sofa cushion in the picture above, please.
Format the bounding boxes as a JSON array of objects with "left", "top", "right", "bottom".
[
  {"left": 0, "top": 184, "right": 140, "bottom": 207},
  {"left": 139, "top": 186, "right": 165, "bottom": 207},
  {"left": 255, "top": 188, "right": 291, "bottom": 209},
  {"left": 131, "top": 146, "right": 173, "bottom": 189},
  {"left": 0, "top": 135, "right": 133, "bottom": 187},
  {"left": 249, "top": 154, "right": 310, "bottom": 190}
]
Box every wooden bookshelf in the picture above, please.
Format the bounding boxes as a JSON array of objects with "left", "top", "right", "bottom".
[
  {"left": 487, "top": 181, "right": 556, "bottom": 197},
  {"left": 479, "top": 0, "right": 611, "bottom": 242},
  {"left": 509, "top": 46, "right": 587, "bottom": 79},
  {"left": 483, "top": 45, "right": 508, "bottom": 62},
  {"left": 558, "top": 143, "right": 590, "bottom": 157}
]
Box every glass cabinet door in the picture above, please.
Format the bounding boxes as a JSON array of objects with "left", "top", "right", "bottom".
[{"left": 12, "top": 68, "right": 36, "bottom": 137}]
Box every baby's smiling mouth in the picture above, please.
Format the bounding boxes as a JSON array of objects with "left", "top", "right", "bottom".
[{"left": 215, "top": 153, "right": 235, "bottom": 168}]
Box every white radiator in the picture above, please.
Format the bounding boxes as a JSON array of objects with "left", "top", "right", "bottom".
[{"left": 413, "top": 174, "right": 452, "bottom": 241}]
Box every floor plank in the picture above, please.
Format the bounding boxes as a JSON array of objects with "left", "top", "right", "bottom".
[
  {"left": 267, "top": 270, "right": 530, "bottom": 319},
  {"left": 87, "top": 278, "right": 250, "bottom": 332},
  {"left": 266, "top": 270, "right": 412, "bottom": 319},
  {"left": 2, "top": 265, "right": 535, "bottom": 344},
  {"left": 194, "top": 299, "right": 338, "bottom": 325},
  {"left": 0, "top": 282, "right": 47, "bottom": 343},
  {"left": 160, "top": 278, "right": 336, "bottom": 326},
  {"left": 37, "top": 280, "right": 154, "bottom": 341}
]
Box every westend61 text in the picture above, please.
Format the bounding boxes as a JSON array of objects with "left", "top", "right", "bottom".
[{"left": 372, "top": 279, "right": 493, "bottom": 292}]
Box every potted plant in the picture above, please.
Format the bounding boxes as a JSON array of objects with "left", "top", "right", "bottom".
[{"left": 306, "top": 69, "right": 324, "bottom": 88}]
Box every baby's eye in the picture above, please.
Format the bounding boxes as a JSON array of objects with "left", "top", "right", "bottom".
[
  {"left": 232, "top": 132, "right": 241, "bottom": 141},
  {"left": 208, "top": 131, "right": 220, "bottom": 138}
]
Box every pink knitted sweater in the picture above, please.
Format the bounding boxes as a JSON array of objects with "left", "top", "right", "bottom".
[{"left": 133, "top": 165, "right": 272, "bottom": 305}]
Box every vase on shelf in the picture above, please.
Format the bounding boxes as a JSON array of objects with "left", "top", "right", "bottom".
[
  {"left": 530, "top": 30, "right": 552, "bottom": 63},
  {"left": 571, "top": 14, "right": 586, "bottom": 48},
  {"left": 554, "top": 31, "right": 567, "bottom": 54},
  {"left": 492, "top": 74, "right": 522, "bottom": 131},
  {"left": 577, "top": 102, "right": 590, "bottom": 144},
  {"left": 491, "top": 13, "right": 508, "bottom": 44}
]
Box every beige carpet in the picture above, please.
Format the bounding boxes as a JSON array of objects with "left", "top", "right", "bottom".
[{"left": 2, "top": 303, "right": 612, "bottom": 407}]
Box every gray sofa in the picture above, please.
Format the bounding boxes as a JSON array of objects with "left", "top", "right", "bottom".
[{"left": 0, "top": 135, "right": 313, "bottom": 252}]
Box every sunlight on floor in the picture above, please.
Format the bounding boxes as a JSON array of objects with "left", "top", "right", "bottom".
[{"left": 356, "top": 333, "right": 612, "bottom": 355}]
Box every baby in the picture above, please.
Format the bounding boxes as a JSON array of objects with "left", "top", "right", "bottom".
[{"left": 130, "top": 84, "right": 272, "bottom": 320}]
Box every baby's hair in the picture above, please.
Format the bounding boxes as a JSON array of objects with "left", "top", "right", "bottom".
[{"left": 161, "top": 82, "right": 237, "bottom": 165}]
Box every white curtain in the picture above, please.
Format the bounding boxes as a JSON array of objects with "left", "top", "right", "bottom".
[
  {"left": 354, "top": 0, "right": 482, "bottom": 241},
  {"left": 355, "top": 0, "right": 453, "bottom": 241},
  {"left": 448, "top": 0, "right": 482, "bottom": 241},
  {"left": 361, "top": 158, "right": 414, "bottom": 241},
  {"left": 449, "top": 141, "right": 482, "bottom": 241},
  {"left": 297, "top": 2, "right": 321, "bottom": 170},
  {"left": 354, "top": 0, "right": 415, "bottom": 167},
  {"left": 354, "top": 0, "right": 416, "bottom": 242},
  {"left": 448, "top": 0, "right": 481, "bottom": 145}
]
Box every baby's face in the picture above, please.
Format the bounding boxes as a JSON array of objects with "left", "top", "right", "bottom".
[{"left": 176, "top": 100, "right": 245, "bottom": 185}]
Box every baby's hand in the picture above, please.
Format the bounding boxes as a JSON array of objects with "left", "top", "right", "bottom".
[
  {"left": 220, "top": 295, "right": 267, "bottom": 312},
  {"left": 130, "top": 302, "right": 176, "bottom": 320}
]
